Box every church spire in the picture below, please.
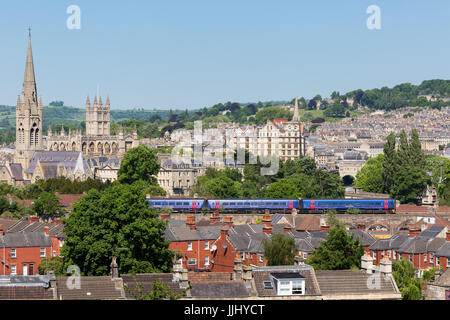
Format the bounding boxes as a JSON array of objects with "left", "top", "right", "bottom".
[
  {"left": 292, "top": 96, "right": 300, "bottom": 122},
  {"left": 22, "top": 28, "right": 37, "bottom": 107}
]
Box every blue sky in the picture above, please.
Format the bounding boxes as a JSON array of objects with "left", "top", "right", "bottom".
[{"left": 0, "top": 0, "right": 449, "bottom": 109}]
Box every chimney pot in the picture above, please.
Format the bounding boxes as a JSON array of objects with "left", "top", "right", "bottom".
[{"left": 44, "top": 226, "right": 50, "bottom": 235}]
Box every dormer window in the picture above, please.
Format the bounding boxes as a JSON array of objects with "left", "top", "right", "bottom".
[{"left": 270, "top": 273, "right": 306, "bottom": 296}]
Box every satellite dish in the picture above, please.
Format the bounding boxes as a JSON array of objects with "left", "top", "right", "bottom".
[{"left": 222, "top": 243, "right": 228, "bottom": 249}]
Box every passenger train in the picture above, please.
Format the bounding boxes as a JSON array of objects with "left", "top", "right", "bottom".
[{"left": 146, "top": 198, "right": 396, "bottom": 214}]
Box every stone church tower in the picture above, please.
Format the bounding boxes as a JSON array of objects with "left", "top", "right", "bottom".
[
  {"left": 15, "top": 30, "right": 43, "bottom": 169},
  {"left": 86, "top": 95, "right": 111, "bottom": 136}
]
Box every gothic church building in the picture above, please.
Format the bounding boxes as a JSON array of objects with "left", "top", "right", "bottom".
[{"left": 7, "top": 32, "right": 138, "bottom": 184}]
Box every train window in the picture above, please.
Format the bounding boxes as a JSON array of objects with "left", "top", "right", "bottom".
[
  {"left": 244, "top": 202, "right": 250, "bottom": 206},
  {"left": 183, "top": 202, "right": 189, "bottom": 206},
  {"left": 230, "top": 202, "right": 236, "bottom": 206},
  {"left": 223, "top": 202, "right": 229, "bottom": 206},
  {"left": 169, "top": 202, "right": 175, "bottom": 206}
]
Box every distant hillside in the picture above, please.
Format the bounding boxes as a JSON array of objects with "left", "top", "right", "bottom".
[{"left": 0, "top": 105, "right": 169, "bottom": 130}]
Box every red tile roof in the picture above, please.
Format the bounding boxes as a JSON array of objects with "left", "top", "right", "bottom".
[
  {"left": 296, "top": 216, "right": 321, "bottom": 232},
  {"left": 54, "top": 193, "right": 84, "bottom": 210},
  {"left": 188, "top": 272, "right": 234, "bottom": 283},
  {"left": 396, "top": 204, "right": 431, "bottom": 214}
]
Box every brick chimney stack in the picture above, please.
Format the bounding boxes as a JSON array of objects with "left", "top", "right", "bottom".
[
  {"left": 357, "top": 223, "right": 366, "bottom": 231},
  {"left": 44, "top": 226, "right": 50, "bottom": 235},
  {"left": 408, "top": 227, "right": 420, "bottom": 238},
  {"left": 29, "top": 216, "right": 39, "bottom": 224},
  {"left": 283, "top": 225, "right": 292, "bottom": 233},
  {"left": 186, "top": 215, "right": 196, "bottom": 230},
  {"left": 160, "top": 213, "right": 170, "bottom": 221},
  {"left": 262, "top": 225, "right": 272, "bottom": 235},
  {"left": 221, "top": 226, "right": 229, "bottom": 238},
  {"left": 233, "top": 258, "right": 243, "bottom": 280},
  {"left": 446, "top": 231, "right": 450, "bottom": 242},
  {"left": 320, "top": 225, "right": 330, "bottom": 233},
  {"left": 224, "top": 216, "right": 233, "bottom": 227},
  {"left": 0, "top": 224, "right": 4, "bottom": 236},
  {"left": 380, "top": 256, "right": 392, "bottom": 275},
  {"left": 210, "top": 212, "right": 220, "bottom": 224},
  {"left": 262, "top": 214, "right": 272, "bottom": 229}
]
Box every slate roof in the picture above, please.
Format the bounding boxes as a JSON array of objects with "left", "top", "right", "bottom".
[
  {"left": 6, "top": 218, "right": 65, "bottom": 238},
  {"left": 0, "top": 275, "right": 54, "bottom": 300},
  {"left": 315, "top": 270, "right": 399, "bottom": 295},
  {"left": 426, "top": 238, "right": 446, "bottom": 253},
  {"left": 252, "top": 265, "right": 320, "bottom": 297},
  {"left": 0, "top": 232, "right": 52, "bottom": 247},
  {"left": 165, "top": 225, "right": 222, "bottom": 242},
  {"left": 227, "top": 227, "right": 269, "bottom": 253},
  {"left": 397, "top": 236, "right": 429, "bottom": 254},
  {"left": 55, "top": 276, "right": 125, "bottom": 300},
  {"left": 0, "top": 218, "right": 20, "bottom": 231},
  {"left": 420, "top": 225, "right": 445, "bottom": 238},
  {"left": 433, "top": 268, "right": 450, "bottom": 286},
  {"left": 121, "top": 273, "right": 184, "bottom": 299},
  {"left": 9, "top": 163, "right": 23, "bottom": 180},
  {"left": 436, "top": 242, "right": 450, "bottom": 258},
  {"left": 190, "top": 281, "right": 251, "bottom": 298},
  {"left": 349, "top": 229, "right": 377, "bottom": 247},
  {"left": 24, "top": 151, "right": 92, "bottom": 178}
]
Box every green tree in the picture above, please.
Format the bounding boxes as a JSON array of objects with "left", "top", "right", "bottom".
[
  {"left": 32, "top": 191, "right": 66, "bottom": 221},
  {"left": 307, "top": 218, "right": 364, "bottom": 270},
  {"left": 354, "top": 154, "right": 385, "bottom": 193},
  {"left": 262, "top": 233, "right": 297, "bottom": 266},
  {"left": 124, "top": 278, "right": 185, "bottom": 300},
  {"left": 392, "top": 259, "right": 422, "bottom": 300},
  {"left": 382, "top": 132, "right": 396, "bottom": 193},
  {"left": 38, "top": 256, "right": 66, "bottom": 276},
  {"left": 254, "top": 107, "right": 293, "bottom": 124},
  {"left": 263, "top": 178, "right": 302, "bottom": 199},
  {"left": 117, "top": 145, "right": 160, "bottom": 185},
  {"left": 61, "top": 183, "right": 173, "bottom": 276},
  {"left": 391, "top": 130, "right": 428, "bottom": 204},
  {"left": 409, "top": 129, "right": 425, "bottom": 168}
]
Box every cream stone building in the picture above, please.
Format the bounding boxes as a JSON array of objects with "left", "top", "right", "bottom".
[
  {"left": 14, "top": 31, "right": 44, "bottom": 170},
  {"left": 7, "top": 32, "right": 99, "bottom": 183},
  {"left": 231, "top": 97, "right": 307, "bottom": 161},
  {"left": 45, "top": 96, "right": 139, "bottom": 157}
]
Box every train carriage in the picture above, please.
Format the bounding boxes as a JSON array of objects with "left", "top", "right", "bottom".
[
  {"left": 301, "top": 199, "right": 395, "bottom": 214},
  {"left": 147, "top": 198, "right": 206, "bottom": 212},
  {"left": 146, "top": 197, "right": 395, "bottom": 214},
  {"left": 207, "top": 199, "right": 300, "bottom": 212}
]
